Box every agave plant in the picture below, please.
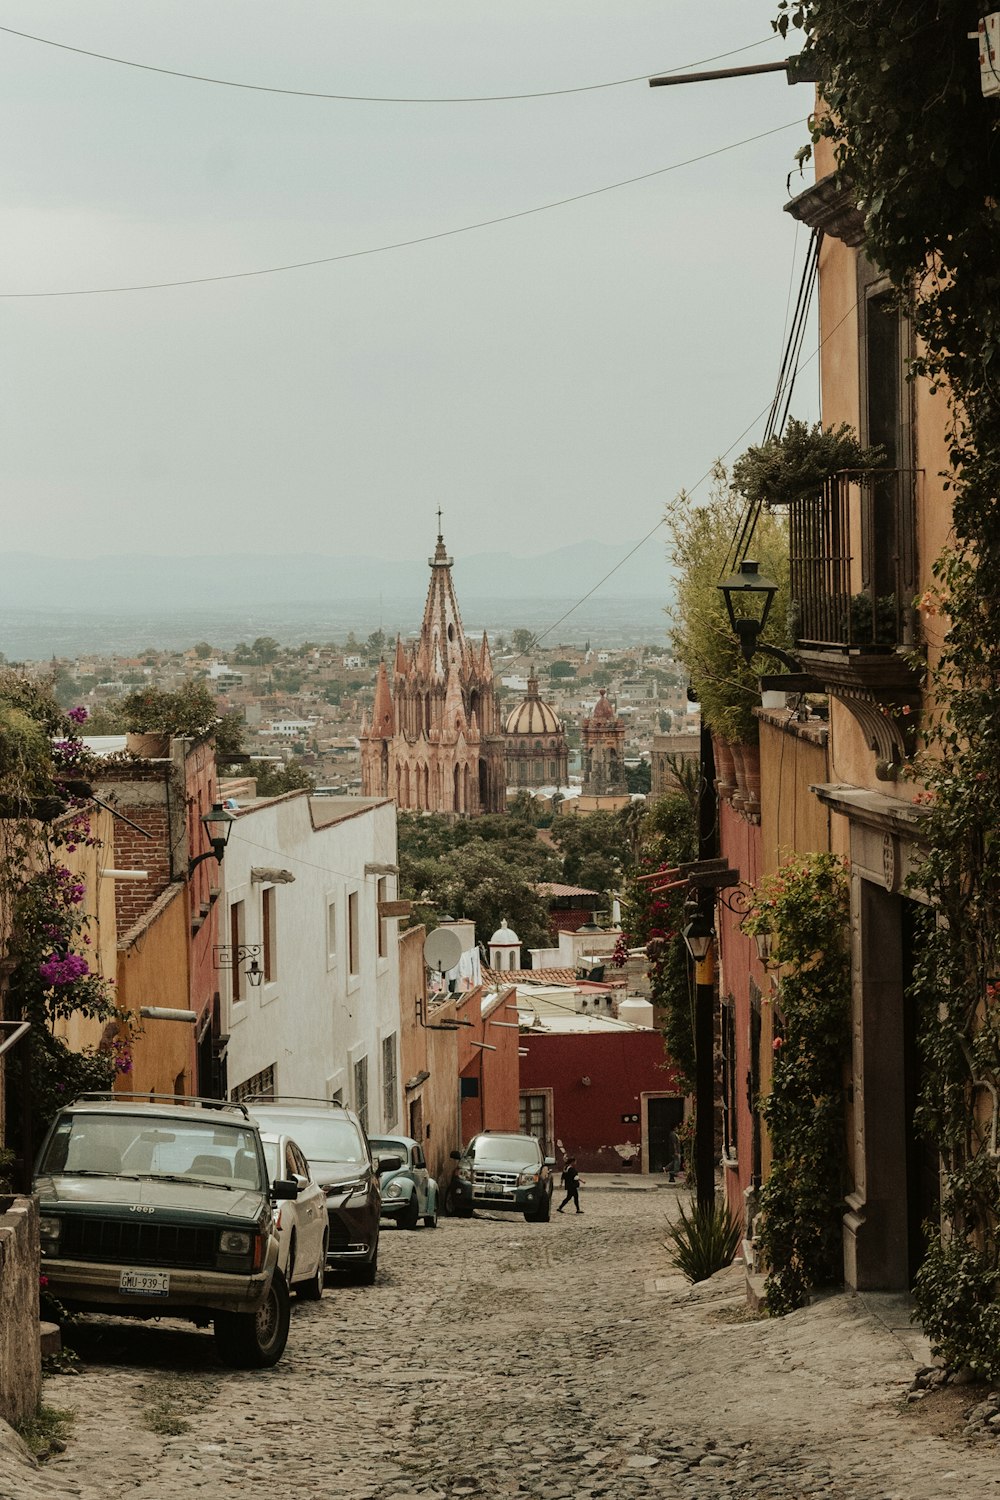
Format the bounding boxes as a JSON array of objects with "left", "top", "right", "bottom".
[{"left": 666, "top": 1198, "right": 742, "bottom": 1284}]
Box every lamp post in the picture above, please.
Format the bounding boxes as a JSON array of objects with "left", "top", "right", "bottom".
[
  {"left": 189, "top": 802, "right": 237, "bottom": 877},
  {"left": 682, "top": 907, "right": 718, "bottom": 1214}
]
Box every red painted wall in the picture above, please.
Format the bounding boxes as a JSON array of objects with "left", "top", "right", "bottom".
[
  {"left": 456, "top": 986, "right": 520, "bottom": 1143},
  {"left": 519, "top": 1030, "right": 681, "bottom": 1174}
]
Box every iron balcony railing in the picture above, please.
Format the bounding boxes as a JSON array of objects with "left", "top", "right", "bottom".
[{"left": 788, "top": 469, "right": 918, "bottom": 651}]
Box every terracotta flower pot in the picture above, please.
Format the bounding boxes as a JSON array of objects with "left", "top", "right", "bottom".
[
  {"left": 729, "top": 742, "right": 748, "bottom": 811},
  {"left": 740, "top": 742, "right": 762, "bottom": 814},
  {"left": 711, "top": 734, "right": 737, "bottom": 801}
]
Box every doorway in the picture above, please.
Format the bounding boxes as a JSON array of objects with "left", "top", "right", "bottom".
[{"left": 644, "top": 1094, "right": 684, "bottom": 1173}]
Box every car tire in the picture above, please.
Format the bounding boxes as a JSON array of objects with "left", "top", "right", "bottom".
[
  {"left": 297, "top": 1236, "right": 326, "bottom": 1301},
  {"left": 456, "top": 1200, "right": 474, "bottom": 1218},
  {"left": 424, "top": 1207, "right": 438, "bottom": 1229},
  {"left": 356, "top": 1246, "right": 378, "bottom": 1285},
  {"left": 213, "top": 1267, "right": 290, "bottom": 1369},
  {"left": 400, "top": 1194, "right": 420, "bottom": 1231}
]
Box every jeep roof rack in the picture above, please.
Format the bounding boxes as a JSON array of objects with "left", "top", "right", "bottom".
[
  {"left": 240, "top": 1095, "right": 346, "bottom": 1109},
  {"left": 74, "top": 1092, "right": 253, "bottom": 1120}
]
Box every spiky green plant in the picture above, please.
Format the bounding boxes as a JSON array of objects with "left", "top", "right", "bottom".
[{"left": 666, "top": 1198, "right": 742, "bottom": 1284}]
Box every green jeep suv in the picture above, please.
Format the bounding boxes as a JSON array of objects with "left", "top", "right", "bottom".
[{"left": 33, "top": 1094, "right": 297, "bottom": 1367}]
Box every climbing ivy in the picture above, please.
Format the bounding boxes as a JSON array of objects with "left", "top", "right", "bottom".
[
  {"left": 743, "top": 853, "right": 851, "bottom": 1314},
  {"left": 776, "top": 2, "right": 1000, "bottom": 1364}
]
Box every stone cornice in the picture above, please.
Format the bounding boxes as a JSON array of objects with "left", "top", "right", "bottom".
[{"left": 784, "top": 173, "right": 866, "bottom": 247}]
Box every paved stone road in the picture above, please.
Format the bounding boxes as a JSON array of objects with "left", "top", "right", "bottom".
[{"left": 7, "top": 1188, "right": 1000, "bottom": 1498}]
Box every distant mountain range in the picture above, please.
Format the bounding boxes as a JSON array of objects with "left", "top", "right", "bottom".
[{"left": 0, "top": 540, "right": 677, "bottom": 659}]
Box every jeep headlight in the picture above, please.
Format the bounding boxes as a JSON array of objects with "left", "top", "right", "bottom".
[
  {"left": 384, "top": 1180, "right": 405, "bottom": 1199},
  {"left": 39, "top": 1216, "right": 61, "bottom": 1253},
  {"left": 219, "top": 1230, "right": 252, "bottom": 1255},
  {"left": 456, "top": 1161, "right": 472, "bottom": 1181},
  {"left": 518, "top": 1169, "right": 540, "bottom": 1186}
]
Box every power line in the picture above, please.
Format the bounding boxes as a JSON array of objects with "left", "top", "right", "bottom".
[
  {"left": 519, "top": 294, "right": 858, "bottom": 661},
  {"left": 0, "top": 25, "right": 778, "bottom": 104},
  {"left": 0, "top": 119, "right": 802, "bottom": 300}
]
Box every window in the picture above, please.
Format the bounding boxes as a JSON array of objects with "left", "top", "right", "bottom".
[
  {"left": 519, "top": 1091, "right": 550, "bottom": 1157},
  {"left": 377, "top": 877, "right": 387, "bottom": 960},
  {"left": 348, "top": 891, "right": 360, "bottom": 976},
  {"left": 232, "top": 1063, "right": 275, "bottom": 1102},
  {"left": 229, "top": 901, "right": 246, "bottom": 1004},
  {"left": 262, "top": 886, "right": 277, "bottom": 982},
  {"left": 326, "top": 898, "right": 337, "bottom": 968},
  {"left": 382, "top": 1033, "right": 398, "bottom": 1130},
  {"left": 354, "top": 1056, "right": 369, "bottom": 1133}
]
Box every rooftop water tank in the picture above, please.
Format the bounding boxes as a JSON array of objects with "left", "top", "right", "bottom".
[{"left": 618, "top": 996, "right": 655, "bottom": 1029}]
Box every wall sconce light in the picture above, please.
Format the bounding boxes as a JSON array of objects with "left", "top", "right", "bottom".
[
  {"left": 213, "top": 943, "right": 264, "bottom": 988},
  {"left": 753, "top": 929, "right": 774, "bottom": 965},
  {"left": 189, "top": 801, "right": 237, "bottom": 876},
  {"left": 581, "top": 1075, "right": 592, "bottom": 1087}
]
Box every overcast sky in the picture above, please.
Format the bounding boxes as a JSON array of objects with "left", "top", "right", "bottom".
[{"left": 1, "top": 2, "right": 816, "bottom": 564}]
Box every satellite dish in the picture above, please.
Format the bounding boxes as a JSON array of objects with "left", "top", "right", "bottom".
[{"left": 424, "top": 927, "right": 463, "bottom": 975}]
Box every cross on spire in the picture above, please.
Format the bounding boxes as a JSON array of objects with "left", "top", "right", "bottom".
[{"left": 436, "top": 506, "right": 443, "bottom": 539}]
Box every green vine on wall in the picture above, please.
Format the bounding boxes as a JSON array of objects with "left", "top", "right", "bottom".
[
  {"left": 774, "top": 0, "right": 1000, "bottom": 1370},
  {"left": 743, "top": 853, "right": 851, "bottom": 1315}
]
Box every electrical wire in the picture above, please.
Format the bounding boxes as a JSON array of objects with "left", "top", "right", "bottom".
[
  {"left": 512, "top": 291, "right": 860, "bottom": 665},
  {"left": 0, "top": 25, "right": 779, "bottom": 103},
  {"left": 0, "top": 119, "right": 802, "bottom": 299}
]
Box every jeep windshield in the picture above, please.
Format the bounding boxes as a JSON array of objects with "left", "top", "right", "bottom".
[
  {"left": 38, "top": 1113, "right": 265, "bottom": 1191},
  {"left": 471, "top": 1137, "right": 540, "bottom": 1166}
]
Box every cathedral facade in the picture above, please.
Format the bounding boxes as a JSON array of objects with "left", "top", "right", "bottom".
[{"left": 360, "top": 529, "right": 507, "bottom": 814}]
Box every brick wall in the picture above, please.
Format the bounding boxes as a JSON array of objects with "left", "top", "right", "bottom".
[
  {"left": 0, "top": 1197, "right": 40, "bottom": 1426},
  {"left": 113, "top": 806, "right": 173, "bottom": 930}
]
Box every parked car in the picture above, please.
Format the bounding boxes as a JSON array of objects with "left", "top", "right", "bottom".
[
  {"left": 369, "top": 1134, "right": 439, "bottom": 1230},
  {"left": 259, "top": 1132, "right": 327, "bottom": 1298},
  {"left": 247, "top": 1100, "right": 382, "bottom": 1283},
  {"left": 450, "top": 1132, "right": 555, "bottom": 1222},
  {"left": 32, "top": 1093, "right": 297, "bottom": 1367}
]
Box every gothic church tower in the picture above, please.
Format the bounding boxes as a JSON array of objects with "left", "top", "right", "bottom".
[{"left": 360, "top": 526, "right": 506, "bottom": 814}]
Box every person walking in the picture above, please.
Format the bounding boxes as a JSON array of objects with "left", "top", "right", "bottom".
[
  {"left": 667, "top": 1125, "right": 682, "bottom": 1183},
  {"left": 557, "top": 1156, "right": 583, "bottom": 1214}
]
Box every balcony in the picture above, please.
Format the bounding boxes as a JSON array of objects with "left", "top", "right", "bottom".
[{"left": 785, "top": 469, "right": 922, "bottom": 777}]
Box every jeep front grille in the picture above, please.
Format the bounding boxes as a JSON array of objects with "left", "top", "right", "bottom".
[{"left": 59, "top": 1217, "right": 219, "bottom": 1269}]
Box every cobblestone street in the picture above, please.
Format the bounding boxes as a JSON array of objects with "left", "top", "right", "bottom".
[{"left": 7, "top": 1187, "right": 1000, "bottom": 1499}]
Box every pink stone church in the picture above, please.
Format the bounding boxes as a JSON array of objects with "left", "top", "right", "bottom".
[{"left": 360, "top": 528, "right": 507, "bottom": 814}]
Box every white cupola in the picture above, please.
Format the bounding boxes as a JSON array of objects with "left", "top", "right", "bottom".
[{"left": 488, "top": 918, "right": 522, "bottom": 972}]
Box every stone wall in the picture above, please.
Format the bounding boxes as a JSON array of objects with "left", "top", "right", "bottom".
[{"left": 0, "top": 1196, "right": 40, "bottom": 1426}]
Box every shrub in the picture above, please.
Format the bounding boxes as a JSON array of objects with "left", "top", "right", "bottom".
[{"left": 667, "top": 1197, "right": 742, "bottom": 1283}]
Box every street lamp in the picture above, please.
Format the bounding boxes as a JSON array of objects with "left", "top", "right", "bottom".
[
  {"left": 213, "top": 944, "right": 265, "bottom": 988},
  {"left": 682, "top": 907, "right": 717, "bottom": 1213},
  {"left": 189, "top": 802, "right": 237, "bottom": 876},
  {"left": 717, "top": 560, "right": 808, "bottom": 678}
]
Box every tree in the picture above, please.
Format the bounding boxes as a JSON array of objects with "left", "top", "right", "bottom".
[
  {"left": 193, "top": 642, "right": 213, "bottom": 659},
  {"left": 413, "top": 843, "right": 551, "bottom": 953},
  {"left": 253, "top": 760, "right": 315, "bottom": 796},
  {"left": 251, "top": 636, "right": 281, "bottom": 664},
  {"left": 666, "top": 464, "right": 791, "bottom": 746},
  {"left": 626, "top": 761, "right": 651, "bottom": 795},
  {"left": 366, "top": 629, "right": 386, "bottom": 657},
  {"left": 549, "top": 661, "right": 576, "bottom": 679},
  {"left": 512, "top": 629, "right": 538, "bottom": 656}
]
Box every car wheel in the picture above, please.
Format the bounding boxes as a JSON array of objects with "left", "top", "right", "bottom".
[
  {"left": 213, "top": 1267, "right": 290, "bottom": 1369},
  {"left": 399, "top": 1194, "right": 420, "bottom": 1231},
  {"left": 297, "top": 1235, "right": 327, "bottom": 1301}
]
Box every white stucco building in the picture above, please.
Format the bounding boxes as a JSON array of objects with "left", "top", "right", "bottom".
[{"left": 221, "top": 791, "right": 403, "bottom": 1134}]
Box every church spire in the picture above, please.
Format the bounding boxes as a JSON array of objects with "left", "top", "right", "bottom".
[
  {"left": 421, "top": 522, "right": 468, "bottom": 676},
  {"left": 371, "top": 661, "right": 394, "bottom": 739}
]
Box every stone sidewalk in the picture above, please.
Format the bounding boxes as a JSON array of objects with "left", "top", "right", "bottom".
[{"left": 4, "top": 1190, "right": 1000, "bottom": 1499}]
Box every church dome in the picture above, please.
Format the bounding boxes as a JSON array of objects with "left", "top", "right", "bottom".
[
  {"left": 504, "top": 671, "right": 561, "bottom": 736},
  {"left": 490, "top": 918, "right": 520, "bottom": 946}
]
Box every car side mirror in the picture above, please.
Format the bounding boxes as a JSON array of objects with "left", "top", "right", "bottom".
[
  {"left": 271, "top": 1178, "right": 299, "bottom": 1200},
  {"left": 544, "top": 1157, "right": 556, "bottom": 1168},
  {"left": 377, "top": 1154, "right": 403, "bottom": 1173},
  {"left": 450, "top": 1150, "right": 462, "bottom": 1160},
  {"left": 293, "top": 1173, "right": 309, "bottom": 1191}
]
